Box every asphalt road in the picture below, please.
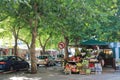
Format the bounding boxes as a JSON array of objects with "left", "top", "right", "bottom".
[{"left": 0, "top": 66, "right": 120, "bottom": 80}]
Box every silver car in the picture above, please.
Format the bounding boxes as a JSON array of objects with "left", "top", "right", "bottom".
[{"left": 37, "top": 55, "right": 56, "bottom": 66}]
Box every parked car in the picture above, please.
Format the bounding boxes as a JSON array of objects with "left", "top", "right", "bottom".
[
  {"left": 37, "top": 55, "right": 56, "bottom": 66},
  {"left": 0, "top": 56, "right": 29, "bottom": 72}
]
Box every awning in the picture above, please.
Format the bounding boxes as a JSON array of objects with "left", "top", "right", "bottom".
[{"left": 80, "top": 39, "right": 109, "bottom": 46}]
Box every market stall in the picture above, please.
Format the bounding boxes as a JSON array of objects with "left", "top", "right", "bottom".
[
  {"left": 64, "top": 48, "right": 103, "bottom": 75},
  {"left": 80, "top": 39, "right": 116, "bottom": 68}
]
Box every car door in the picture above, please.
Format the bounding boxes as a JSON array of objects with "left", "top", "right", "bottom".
[
  {"left": 10, "top": 56, "right": 20, "bottom": 70},
  {"left": 16, "top": 57, "right": 26, "bottom": 69}
]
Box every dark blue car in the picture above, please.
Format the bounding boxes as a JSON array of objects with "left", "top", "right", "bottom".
[{"left": 0, "top": 56, "right": 29, "bottom": 72}]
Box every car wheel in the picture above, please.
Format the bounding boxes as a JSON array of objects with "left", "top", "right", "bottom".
[
  {"left": 25, "top": 65, "right": 29, "bottom": 71},
  {"left": 49, "top": 62, "right": 53, "bottom": 66},
  {"left": 9, "top": 66, "right": 14, "bottom": 71},
  {"left": 37, "top": 64, "right": 39, "bottom": 67},
  {"left": 47, "top": 62, "right": 51, "bottom": 67},
  {"left": 53, "top": 63, "right": 56, "bottom": 66}
]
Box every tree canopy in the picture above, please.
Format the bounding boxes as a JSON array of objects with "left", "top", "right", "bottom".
[{"left": 0, "top": 0, "right": 119, "bottom": 73}]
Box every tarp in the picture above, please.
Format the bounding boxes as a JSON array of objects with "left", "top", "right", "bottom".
[{"left": 80, "top": 39, "right": 109, "bottom": 45}]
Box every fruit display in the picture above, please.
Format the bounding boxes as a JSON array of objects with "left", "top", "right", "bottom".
[
  {"left": 64, "top": 48, "right": 101, "bottom": 75},
  {"left": 86, "top": 69, "right": 91, "bottom": 74}
]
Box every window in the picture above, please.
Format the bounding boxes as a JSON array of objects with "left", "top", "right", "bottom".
[{"left": 17, "top": 57, "right": 23, "bottom": 61}]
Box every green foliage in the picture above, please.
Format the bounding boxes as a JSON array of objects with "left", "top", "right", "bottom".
[
  {"left": 0, "top": 0, "right": 120, "bottom": 48},
  {"left": 0, "top": 0, "right": 120, "bottom": 73}
]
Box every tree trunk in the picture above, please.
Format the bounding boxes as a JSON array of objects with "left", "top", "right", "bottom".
[
  {"left": 14, "top": 36, "right": 18, "bottom": 56},
  {"left": 40, "top": 46, "right": 45, "bottom": 55},
  {"left": 74, "top": 37, "right": 80, "bottom": 47},
  {"left": 64, "top": 36, "right": 69, "bottom": 59},
  {"left": 30, "top": 2, "right": 38, "bottom": 74},
  {"left": 42, "top": 46, "right": 45, "bottom": 54},
  {"left": 74, "top": 38, "right": 80, "bottom": 55},
  {"left": 12, "top": 27, "right": 21, "bottom": 56},
  {"left": 38, "top": 34, "right": 51, "bottom": 55},
  {"left": 30, "top": 28, "right": 37, "bottom": 74}
]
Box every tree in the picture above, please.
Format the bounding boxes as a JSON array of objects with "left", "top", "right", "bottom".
[
  {"left": 0, "top": 0, "right": 39, "bottom": 73},
  {"left": 0, "top": 0, "right": 8, "bottom": 22},
  {"left": 102, "top": 0, "right": 120, "bottom": 42},
  {"left": 38, "top": 29, "right": 52, "bottom": 55},
  {"left": 10, "top": 18, "right": 24, "bottom": 56},
  {"left": 50, "top": 0, "right": 118, "bottom": 59},
  {"left": 0, "top": 0, "right": 118, "bottom": 74},
  {"left": 18, "top": 28, "right": 31, "bottom": 50},
  {"left": 83, "top": 0, "right": 118, "bottom": 41}
]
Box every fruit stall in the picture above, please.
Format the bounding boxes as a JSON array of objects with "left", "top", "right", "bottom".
[{"left": 64, "top": 48, "right": 102, "bottom": 75}]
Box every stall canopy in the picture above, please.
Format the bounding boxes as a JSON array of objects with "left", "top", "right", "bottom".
[
  {"left": 80, "top": 39, "right": 109, "bottom": 45},
  {"left": 80, "top": 39, "right": 109, "bottom": 49}
]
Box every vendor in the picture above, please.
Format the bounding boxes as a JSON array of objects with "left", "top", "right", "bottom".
[{"left": 98, "top": 51, "right": 105, "bottom": 67}]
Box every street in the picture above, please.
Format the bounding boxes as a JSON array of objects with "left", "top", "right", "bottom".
[{"left": 0, "top": 66, "right": 120, "bottom": 80}]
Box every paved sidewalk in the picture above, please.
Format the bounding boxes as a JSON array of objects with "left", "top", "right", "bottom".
[{"left": 0, "top": 66, "right": 120, "bottom": 80}]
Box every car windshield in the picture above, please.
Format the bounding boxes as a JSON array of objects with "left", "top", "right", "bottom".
[
  {"left": 0, "top": 56, "right": 8, "bottom": 61},
  {"left": 37, "top": 55, "right": 55, "bottom": 60},
  {"left": 38, "top": 56, "right": 47, "bottom": 59}
]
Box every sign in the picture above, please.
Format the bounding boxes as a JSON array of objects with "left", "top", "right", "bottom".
[{"left": 58, "top": 42, "right": 65, "bottom": 49}]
